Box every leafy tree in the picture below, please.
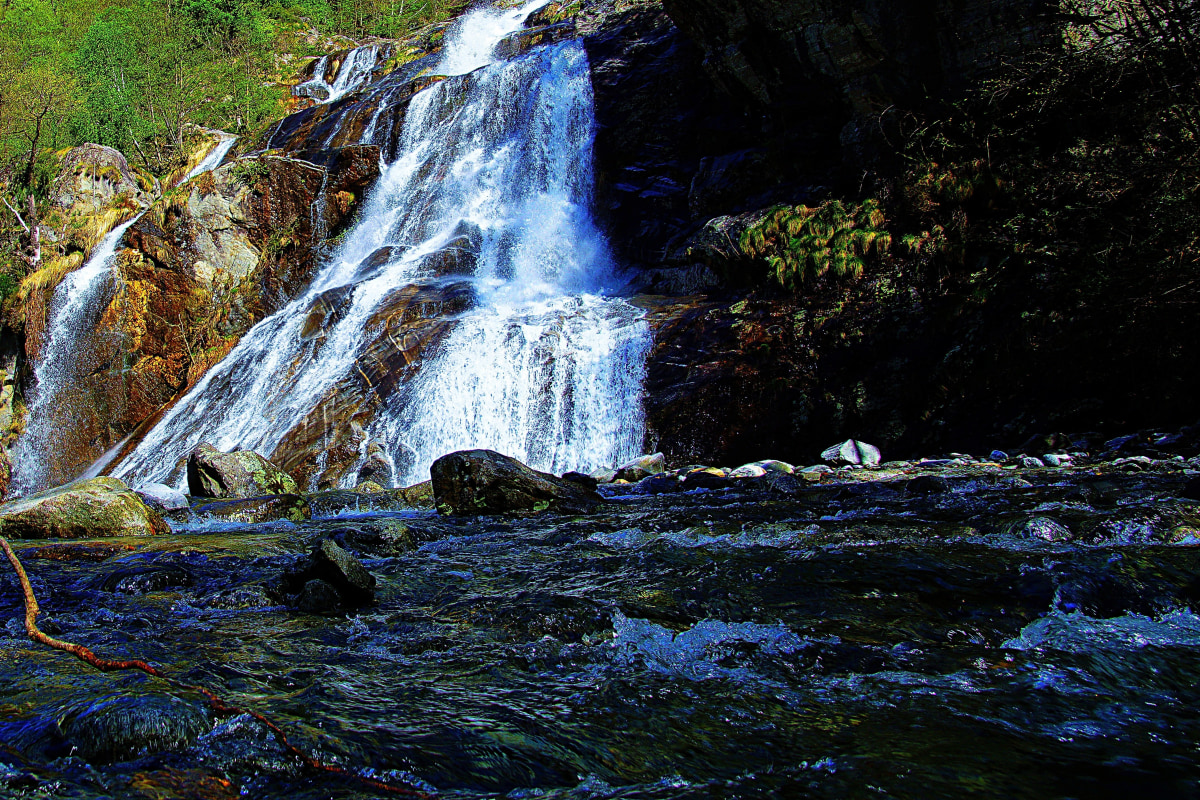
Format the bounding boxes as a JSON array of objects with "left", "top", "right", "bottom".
[
  {"left": 74, "top": 9, "right": 149, "bottom": 153},
  {"left": 7, "top": 60, "right": 77, "bottom": 187}
]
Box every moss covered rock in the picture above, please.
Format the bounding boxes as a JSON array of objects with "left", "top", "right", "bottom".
[
  {"left": 186, "top": 443, "right": 299, "bottom": 499},
  {"left": 0, "top": 477, "right": 168, "bottom": 540}
]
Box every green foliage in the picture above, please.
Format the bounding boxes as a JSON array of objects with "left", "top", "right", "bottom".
[
  {"left": 741, "top": 200, "right": 892, "bottom": 290},
  {"left": 229, "top": 157, "right": 271, "bottom": 186}
]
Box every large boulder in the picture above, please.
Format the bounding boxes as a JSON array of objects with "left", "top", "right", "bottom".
[
  {"left": 186, "top": 444, "right": 299, "bottom": 499},
  {"left": 0, "top": 477, "right": 167, "bottom": 540},
  {"left": 430, "top": 450, "right": 604, "bottom": 516}
]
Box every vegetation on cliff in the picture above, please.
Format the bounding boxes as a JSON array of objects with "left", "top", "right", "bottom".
[{"left": 0, "top": 0, "right": 463, "bottom": 300}]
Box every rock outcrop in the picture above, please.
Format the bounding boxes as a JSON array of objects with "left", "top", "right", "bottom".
[
  {"left": 431, "top": 449, "right": 604, "bottom": 515},
  {"left": 0, "top": 477, "right": 167, "bottom": 539},
  {"left": 2, "top": 146, "right": 381, "bottom": 494}
]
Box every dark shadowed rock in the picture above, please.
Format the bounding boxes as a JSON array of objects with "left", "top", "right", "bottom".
[
  {"left": 0, "top": 478, "right": 168, "bottom": 540},
  {"left": 297, "top": 579, "right": 343, "bottom": 613},
  {"left": 431, "top": 450, "right": 603, "bottom": 515},
  {"left": 272, "top": 538, "right": 376, "bottom": 609},
  {"left": 905, "top": 475, "right": 951, "bottom": 495},
  {"left": 187, "top": 444, "right": 299, "bottom": 499},
  {"left": 64, "top": 695, "right": 210, "bottom": 764}
]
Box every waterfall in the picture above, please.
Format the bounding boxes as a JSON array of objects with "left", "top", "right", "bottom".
[
  {"left": 296, "top": 44, "right": 382, "bottom": 104},
  {"left": 10, "top": 215, "right": 142, "bottom": 494},
  {"left": 113, "top": 0, "right": 650, "bottom": 489},
  {"left": 185, "top": 134, "right": 237, "bottom": 181}
]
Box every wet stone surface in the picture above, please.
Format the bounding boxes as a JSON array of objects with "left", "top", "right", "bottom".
[{"left": 0, "top": 459, "right": 1199, "bottom": 798}]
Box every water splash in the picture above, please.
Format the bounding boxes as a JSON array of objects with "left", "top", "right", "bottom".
[
  {"left": 11, "top": 215, "right": 143, "bottom": 494},
  {"left": 113, "top": 0, "right": 649, "bottom": 489}
]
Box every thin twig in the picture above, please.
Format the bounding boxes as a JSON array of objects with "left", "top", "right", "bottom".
[{"left": 0, "top": 534, "right": 432, "bottom": 797}]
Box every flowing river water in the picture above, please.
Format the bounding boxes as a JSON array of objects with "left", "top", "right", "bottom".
[{"left": 1, "top": 462, "right": 1199, "bottom": 797}]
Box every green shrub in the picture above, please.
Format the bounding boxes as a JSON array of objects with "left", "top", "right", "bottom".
[{"left": 740, "top": 200, "right": 892, "bottom": 290}]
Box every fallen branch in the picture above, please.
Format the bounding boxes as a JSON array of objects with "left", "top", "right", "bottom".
[
  {"left": 0, "top": 534, "right": 431, "bottom": 797},
  {"left": 1, "top": 196, "right": 29, "bottom": 233}
]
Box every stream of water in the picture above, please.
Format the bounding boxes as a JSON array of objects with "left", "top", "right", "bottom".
[
  {"left": 114, "top": 0, "right": 649, "bottom": 490},
  {"left": 9, "top": 215, "right": 143, "bottom": 495},
  {"left": 3, "top": 465, "right": 1199, "bottom": 798}
]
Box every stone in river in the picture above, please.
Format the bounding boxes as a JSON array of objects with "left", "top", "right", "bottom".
[
  {"left": 431, "top": 449, "right": 603, "bottom": 515},
  {"left": 186, "top": 443, "right": 299, "bottom": 499},
  {"left": 0, "top": 477, "right": 167, "bottom": 540},
  {"left": 614, "top": 453, "right": 666, "bottom": 482},
  {"left": 821, "top": 440, "right": 882, "bottom": 467}
]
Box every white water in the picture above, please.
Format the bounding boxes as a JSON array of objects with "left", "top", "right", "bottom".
[
  {"left": 114, "top": 0, "right": 649, "bottom": 489},
  {"left": 296, "top": 44, "right": 382, "bottom": 104},
  {"left": 185, "top": 134, "right": 236, "bottom": 181},
  {"left": 11, "top": 215, "right": 143, "bottom": 494}
]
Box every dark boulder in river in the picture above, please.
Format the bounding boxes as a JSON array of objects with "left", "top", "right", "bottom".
[{"left": 431, "top": 450, "right": 604, "bottom": 516}]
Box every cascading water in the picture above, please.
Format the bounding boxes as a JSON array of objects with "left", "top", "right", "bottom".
[
  {"left": 296, "top": 44, "right": 383, "bottom": 104},
  {"left": 10, "top": 215, "right": 142, "bottom": 495},
  {"left": 185, "top": 134, "right": 237, "bottom": 180},
  {"left": 11, "top": 131, "right": 236, "bottom": 495},
  {"left": 114, "top": 0, "right": 651, "bottom": 489}
]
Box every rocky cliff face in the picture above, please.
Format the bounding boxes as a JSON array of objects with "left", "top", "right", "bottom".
[
  {"left": 7, "top": 146, "right": 380, "bottom": 490},
  {"left": 661, "top": 0, "right": 1055, "bottom": 160}
]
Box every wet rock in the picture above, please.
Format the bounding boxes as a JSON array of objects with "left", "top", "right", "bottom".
[
  {"left": 297, "top": 579, "right": 343, "bottom": 613},
  {"left": 356, "top": 442, "right": 393, "bottom": 486},
  {"left": 135, "top": 483, "right": 189, "bottom": 512},
  {"left": 390, "top": 480, "right": 435, "bottom": 509},
  {"left": 494, "top": 21, "right": 577, "bottom": 60},
  {"left": 352, "top": 245, "right": 407, "bottom": 282},
  {"left": 273, "top": 539, "right": 376, "bottom": 609},
  {"left": 431, "top": 449, "right": 604, "bottom": 515},
  {"left": 64, "top": 695, "right": 210, "bottom": 764},
  {"left": 101, "top": 566, "right": 192, "bottom": 595},
  {"left": 590, "top": 468, "right": 618, "bottom": 484},
  {"left": 821, "top": 440, "right": 882, "bottom": 467},
  {"left": 990, "top": 450, "right": 1010, "bottom": 461},
  {"left": 729, "top": 463, "right": 767, "bottom": 478},
  {"left": 747, "top": 471, "right": 801, "bottom": 495},
  {"left": 298, "top": 285, "right": 356, "bottom": 341},
  {"left": 191, "top": 494, "right": 311, "bottom": 524},
  {"left": 562, "top": 471, "right": 600, "bottom": 490},
  {"left": 1043, "top": 453, "right": 1073, "bottom": 468},
  {"left": 187, "top": 444, "right": 299, "bottom": 499},
  {"left": 0, "top": 477, "right": 167, "bottom": 540},
  {"left": 1020, "top": 456, "right": 1045, "bottom": 469},
  {"left": 1011, "top": 516, "right": 1073, "bottom": 543},
  {"left": 355, "top": 481, "right": 386, "bottom": 493},
  {"left": 615, "top": 453, "right": 666, "bottom": 482},
  {"left": 680, "top": 468, "right": 732, "bottom": 490},
  {"left": 905, "top": 475, "right": 950, "bottom": 495}
]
